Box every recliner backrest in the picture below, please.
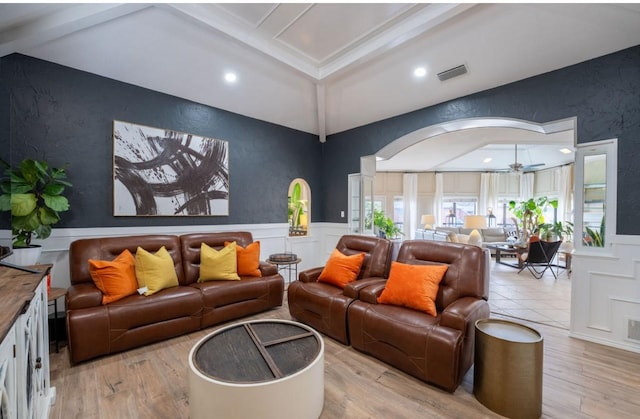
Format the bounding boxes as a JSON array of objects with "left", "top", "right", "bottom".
[
  {"left": 180, "top": 231, "right": 255, "bottom": 285},
  {"left": 335, "top": 235, "right": 392, "bottom": 279},
  {"left": 396, "top": 240, "right": 488, "bottom": 311},
  {"left": 69, "top": 235, "right": 184, "bottom": 285}
]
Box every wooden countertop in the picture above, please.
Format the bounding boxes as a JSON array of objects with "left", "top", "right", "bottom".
[{"left": 0, "top": 264, "right": 52, "bottom": 342}]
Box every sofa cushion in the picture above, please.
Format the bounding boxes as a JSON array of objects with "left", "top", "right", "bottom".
[
  {"left": 377, "top": 261, "right": 448, "bottom": 316},
  {"left": 317, "top": 249, "right": 365, "bottom": 288},
  {"left": 225, "top": 241, "right": 261, "bottom": 277},
  {"left": 482, "top": 228, "right": 507, "bottom": 243},
  {"left": 88, "top": 249, "right": 138, "bottom": 305},
  {"left": 199, "top": 242, "right": 240, "bottom": 281},
  {"left": 135, "top": 246, "right": 180, "bottom": 295}
]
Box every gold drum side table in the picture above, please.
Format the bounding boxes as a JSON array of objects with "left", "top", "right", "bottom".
[{"left": 474, "top": 319, "right": 543, "bottom": 419}]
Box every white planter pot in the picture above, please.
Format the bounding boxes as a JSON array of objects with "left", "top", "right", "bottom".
[{"left": 8, "top": 245, "right": 43, "bottom": 266}]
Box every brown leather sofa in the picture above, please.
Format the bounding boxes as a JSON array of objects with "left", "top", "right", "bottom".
[
  {"left": 66, "top": 232, "right": 283, "bottom": 364},
  {"left": 348, "top": 240, "right": 490, "bottom": 392},
  {"left": 287, "top": 235, "right": 392, "bottom": 344}
]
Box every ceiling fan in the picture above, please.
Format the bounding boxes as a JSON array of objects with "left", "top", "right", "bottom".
[{"left": 508, "top": 144, "right": 545, "bottom": 172}]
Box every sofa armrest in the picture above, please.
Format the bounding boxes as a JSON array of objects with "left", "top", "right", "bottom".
[
  {"left": 358, "top": 282, "right": 388, "bottom": 304},
  {"left": 343, "top": 277, "right": 386, "bottom": 299},
  {"left": 298, "top": 267, "right": 323, "bottom": 283},
  {"left": 439, "top": 297, "right": 490, "bottom": 331},
  {"left": 259, "top": 261, "right": 278, "bottom": 276},
  {"left": 66, "top": 283, "right": 104, "bottom": 310}
]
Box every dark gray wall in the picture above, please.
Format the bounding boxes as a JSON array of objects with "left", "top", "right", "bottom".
[
  {"left": 2, "top": 54, "right": 322, "bottom": 229},
  {"left": 322, "top": 45, "right": 640, "bottom": 235},
  {"left": 3, "top": 46, "right": 640, "bottom": 235},
  {"left": 0, "top": 58, "right": 9, "bottom": 230}
]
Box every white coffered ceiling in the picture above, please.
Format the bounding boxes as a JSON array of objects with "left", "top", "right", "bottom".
[{"left": 2, "top": 3, "right": 640, "bottom": 171}]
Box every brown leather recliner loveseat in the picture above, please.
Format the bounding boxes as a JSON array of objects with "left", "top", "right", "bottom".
[
  {"left": 348, "top": 240, "right": 490, "bottom": 392},
  {"left": 66, "top": 231, "right": 284, "bottom": 364},
  {"left": 287, "top": 235, "right": 392, "bottom": 344}
]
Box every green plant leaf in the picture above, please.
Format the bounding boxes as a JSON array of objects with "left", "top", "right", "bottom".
[
  {"left": 43, "top": 194, "right": 70, "bottom": 212},
  {"left": 44, "top": 183, "right": 65, "bottom": 195},
  {"left": 39, "top": 206, "right": 60, "bottom": 225},
  {"left": 0, "top": 194, "right": 10, "bottom": 211},
  {"left": 35, "top": 223, "right": 52, "bottom": 240},
  {"left": 12, "top": 211, "right": 40, "bottom": 232},
  {"left": 10, "top": 193, "right": 37, "bottom": 216},
  {"left": 19, "top": 160, "right": 40, "bottom": 184}
]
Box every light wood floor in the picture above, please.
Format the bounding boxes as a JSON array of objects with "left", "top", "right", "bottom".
[{"left": 49, "top": 267, "right": 639, "bottom": 419}]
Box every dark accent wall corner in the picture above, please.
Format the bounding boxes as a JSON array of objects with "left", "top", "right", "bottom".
[{"left": 2, "top": 54, "right": 322, "bottom": 229}]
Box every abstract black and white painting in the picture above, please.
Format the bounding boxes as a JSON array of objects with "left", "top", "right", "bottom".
[{"left": 113, "top": 120, "right": 229, "bottom": 216}]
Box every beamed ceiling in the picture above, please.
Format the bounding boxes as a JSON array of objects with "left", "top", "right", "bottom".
[{"left": 2, "top": 3, "right": 640, "bottom": 171}]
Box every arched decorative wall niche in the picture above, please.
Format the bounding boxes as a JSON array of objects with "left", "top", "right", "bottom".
[{"left": 288, "top": 178, "right": 311, "bottom": 237}]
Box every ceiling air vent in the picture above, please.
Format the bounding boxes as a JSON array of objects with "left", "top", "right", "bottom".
[{"left": 437, "top": 64, "right": 468, "bottom": 81}]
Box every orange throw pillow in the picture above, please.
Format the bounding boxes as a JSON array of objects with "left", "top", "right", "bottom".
[
  {"left": 89, "top": 249, "right": 138, "bottom": 305},
  {"left": 225, "top": 241, "right": 262, "bottom": 277},
  {"left": 317, "top": 249, "right": 365, "bottom": 288},
  {"left": 377, "top": 261, "right": 448, "bottom": 316}
]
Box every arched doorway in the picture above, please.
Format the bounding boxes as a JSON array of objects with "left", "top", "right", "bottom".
[{"left": 364, "top": 116, "right": 576, "bottom": 329}]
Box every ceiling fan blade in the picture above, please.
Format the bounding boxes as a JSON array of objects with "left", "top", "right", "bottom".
[{"left": 523, "top": 163, "right": 546, "bottom": 169}]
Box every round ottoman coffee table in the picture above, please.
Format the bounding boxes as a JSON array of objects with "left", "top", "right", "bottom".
[{"left": 189, "top": 319, "right": 324, "bottom": 419}]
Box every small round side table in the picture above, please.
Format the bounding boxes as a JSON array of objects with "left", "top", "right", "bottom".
[
  {"left": 267, "top": 258, "right": 302, "bottom": 286},
  {"left": 474, "top": 318, "right": 543, "bottom": 419},
  {"left": 48, "top": 287, "right": 67, "bottom": 353}
]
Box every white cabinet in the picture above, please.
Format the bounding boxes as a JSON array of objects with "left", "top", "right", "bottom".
[
  {"left": 0, "top": 323, "right": 17, "bottom": 419},
  {"left": 16, "top": 278, "right": 51, "bottom": 419},
  {"left": 0, "top": 266, "right": 54, "bottom": 419}
]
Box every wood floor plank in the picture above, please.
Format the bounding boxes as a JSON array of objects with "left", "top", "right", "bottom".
[{"left": 48, "top": 271, "right": 640, "bottom": 418}]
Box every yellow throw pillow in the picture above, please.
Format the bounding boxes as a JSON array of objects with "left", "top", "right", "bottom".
[
  {"left": 199, "top": 242, "right": 241, "bottom": 282},
  {"left": 89, "top": 249, "right": 138, "bottom": 305},
  {"left": 134, "top": 246, "right": 179, "bottom": 296},
  {"left": 377, "top": 262, "right": 449, "bottom": 316}
]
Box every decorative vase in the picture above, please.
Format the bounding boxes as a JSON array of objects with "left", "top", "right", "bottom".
[{"left": 8, "top": 245, "right": 43, "bottom": 266}]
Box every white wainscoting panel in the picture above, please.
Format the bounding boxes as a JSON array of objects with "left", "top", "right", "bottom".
[
  {"left": 570, "top": 234, "right": 640, "bottom": 353},
  {"left": 0, "top": 223, "right": 352, "bottom": 292}
]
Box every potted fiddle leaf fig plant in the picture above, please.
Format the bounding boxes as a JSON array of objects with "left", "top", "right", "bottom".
[{"left": 0, "top": 159, "right": 72, "bottom": 265}]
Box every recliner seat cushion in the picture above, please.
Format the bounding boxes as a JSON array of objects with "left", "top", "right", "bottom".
[{"left": 348, "top": 300, "right": 464, "bottom": 391}]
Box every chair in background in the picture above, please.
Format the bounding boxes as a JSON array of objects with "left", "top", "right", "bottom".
[{"left": 518, "top": 238, "right": 563, "bottom": 279}]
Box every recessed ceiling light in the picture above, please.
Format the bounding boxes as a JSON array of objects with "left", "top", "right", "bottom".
[
  {"left": 559, "top": 148, "right": 572, "bottom": 154},
  {"left": 483, "top": 157, "right": 492, "bottom": 163},
  {"left": 224, "top": 72, "right": 237, "bottom": 83},
  {"left": 413, "top": 67, "right": 427, "bottom": 77}
]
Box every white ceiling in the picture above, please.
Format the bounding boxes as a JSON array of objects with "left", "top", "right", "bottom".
[{"left": 1, "top": 3, "right": 639, "bottom": 171}]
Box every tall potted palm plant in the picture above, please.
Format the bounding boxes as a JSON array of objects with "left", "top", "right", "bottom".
[{"left": 0, "top": 159, "right": 72, "bottom": 265}]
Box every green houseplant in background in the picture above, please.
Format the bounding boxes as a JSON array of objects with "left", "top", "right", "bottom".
[
  {"left": 539, "top": 220, "right": 574, "bottom": 242},
  {"left": 372, "top": 209, "right": 403, "bottom": 239},
  {"left": 508, "top": 196, "right": 558, "bottom": 242},
  {"left": 0, "top": 159, "right": 72, "bottom": 263},
  {"left": 584, "top": 216, "right": 605, "bottom": 247}
]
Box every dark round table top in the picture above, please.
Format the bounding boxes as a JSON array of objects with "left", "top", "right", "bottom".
[{"left": 192, "top": 320, "right": 321, "bottom": 384}]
